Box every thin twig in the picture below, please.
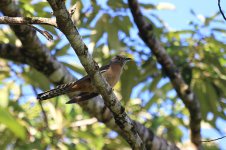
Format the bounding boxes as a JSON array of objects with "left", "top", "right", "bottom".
[
  {"left": 218, "top": 0, "right": 226, "bottom": 21},
  {"left": 0, "top": 16, "right": 57, "bottom": 27},
  {"left": 0, "top": 16, "right": 55, "bottom": 40},
  {"left": 27, "top": 24, "right": 53, "bottom": 40},
  {"left": 201, "top": 136, "right": 226, "bottom": 142},
  {"left": 32, "top": 86, "right": 49, "bottom": 128},
  {"left": 69, "top": 3, "right": 77, "bottom": 16}
]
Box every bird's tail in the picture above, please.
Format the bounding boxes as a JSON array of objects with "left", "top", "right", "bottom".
[{"left": 37, "top": 81, "right": 77, "bottom": 101}]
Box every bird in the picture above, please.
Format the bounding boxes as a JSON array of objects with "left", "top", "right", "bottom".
[{"left": 37, "top": 55, "right": 132, "bottom": 104}]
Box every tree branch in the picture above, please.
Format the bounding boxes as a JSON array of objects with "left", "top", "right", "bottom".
[
  {"left": 201, "top": 135, "right": 226, "bottom": 143},
  {"left": 0, "top": 16, "right": 57, "bottom": 27},
  {"left": 0, "top": 16, "right": 56, "bottom": 40},
  {"left": 47, "top": 0, "right": 144, "bottom": 149},
  {"left": 0, "top": 43, "right": 27, "bottom": 64},
  {"left": 26, "top": 24, "right": 53, "bottom": 40},
  {"left": 128, "top": 0, "right": 202, "bottom": 149}
]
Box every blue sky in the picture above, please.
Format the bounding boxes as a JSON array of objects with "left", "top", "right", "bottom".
[{"left": 154, "top": 0, "right": 223, "bottom": 29}]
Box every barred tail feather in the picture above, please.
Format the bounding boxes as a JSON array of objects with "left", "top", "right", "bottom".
[{"left": 37, "top": 81, "right": 77, "bottom": 100}]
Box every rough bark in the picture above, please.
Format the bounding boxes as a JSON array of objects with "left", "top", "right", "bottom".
[{"left": 128, "top": 0, "right": 202, "bottom": 149}]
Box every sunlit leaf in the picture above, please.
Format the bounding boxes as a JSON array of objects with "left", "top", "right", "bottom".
[
  {"left": 0, "top": 107, "right": 26, "bottom": 140},
  {"left": 192, "top": 79, "right": 209, "bottom": 119},
  {"left": 55, "top": 43, "right": 71, "bottom": 56},
  {"left": 61, "top": 62, "right": 85, "bottom": 75},
  {"left": 107, "top": 0, "right": 126, "bottom": 9},
  {"left": 121, "top": 61, "right": 140, "bottom": 103},
  {"left": 156, "top": 2, "right": 176, "bottom": 10},
  {"left": 107, "top": 24, "right": 121, "bottom": 50}
]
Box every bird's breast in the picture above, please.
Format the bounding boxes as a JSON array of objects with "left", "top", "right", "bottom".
[{"left": 102, "top": 68, "right": 121, "bottom": 87}]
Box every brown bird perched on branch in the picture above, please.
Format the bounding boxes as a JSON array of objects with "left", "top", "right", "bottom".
[{"left": 37, "top": 55, "right": 132, "bottom": 104}]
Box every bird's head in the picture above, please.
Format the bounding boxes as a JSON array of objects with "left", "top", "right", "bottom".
[{"left": 110, "top": 55, "right": 132, "bottom": 66}]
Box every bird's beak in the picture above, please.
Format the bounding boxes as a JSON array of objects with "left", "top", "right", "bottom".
[{"left": 124, "top": 57, "right": 132, "bottom": 62}]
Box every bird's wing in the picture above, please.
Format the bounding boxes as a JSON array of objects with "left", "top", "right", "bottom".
[
  {"left": 66, "top": 65, "right": 110, "bottom": 103},
  {"left": 66, "top": 64, "right": 110, "bottom": 92},
  {"left": 99, "top": 64, "right": 110, "bottom": 73},
  {"left": 66, "top": 92, "right": 99, "bottom": 104},
  {"left": 75, "top": 64, "right": 110, "bottom": 83},
  {"left": 78, "top": 64, "right": 109, "bottom": 80}
]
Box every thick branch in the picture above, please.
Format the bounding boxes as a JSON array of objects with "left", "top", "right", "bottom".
[
  {"left": 0, "top": 43, "right": 28, "bottom": 64},
  {"left": 47, "top": 0, "right": 144, "bottom": 149},
  {"left": 0, "top": 16, "right": 57, "bottom": 27},
  {"left": 128, "top": 0, "right": 202, "bottom": 149}
]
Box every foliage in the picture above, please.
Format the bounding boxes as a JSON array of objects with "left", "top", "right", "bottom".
[{"left": 0, "top": 0, "right": 225, "bottom": 149}]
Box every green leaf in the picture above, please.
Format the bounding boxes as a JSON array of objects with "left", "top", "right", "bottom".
[
  {"left": 212, "top": 28, "right": 226, "bottom": 34},
  {"left": 192, "top": 79, "right": 209, "bottom": 119},
  {"left": 55, "top": 43, "right": 71, "bottom": 56},
  {"left": 19, "top": 1, "right": 35, "bottom": 16},
  {"left": 204, "top": 12, "right": 220, "bottom": 26},
  {"left": 0, "top": 69, "right": 10, "bottom": 80},
  {"left": 167, "top": 125, "right": 183, "bottom": 142},
  {"left": 204, "top": 81, "right": 219, "bottom": 114},
  {"left": 21, "top": 68, "right": 50, "bottom": 91},
  {"left": 85, "top": 5, "right": 101, "bottom": 26},
  {"left": 145, "top": 94, "right": 159, "bottom": 110},
  {"left": 149, "top": 76, "right": 161, "bottom": 91},
  {"left": 0, "top": 86, "right": 9, "bottom": 107},
  {"left": 0, "top": 107, "right": 26, "bottom": 140},
  {"left": 121, "top": 61, "right": 139, "bottom": 103},
  {"left": 161, "top": 82, "right": 173, "bottom": 93},
  {"left": 107, "top": 0, "right": 126, "bottom": 9},
  {"left": 213, "top": 79, "right": 226, "bottom": 98},
  {"left": 90, "top": 14, "right": 108, "bottom": 44},
  {"left": 33, "top": 2, "right": 49, "bottom": 17},
  {"left": 62, "top": 62, "right": 85, "bottom": 75},
  {"left": 140, "top": 3, "right": 156, "bottom": 10},
  {"left": 113, "top": 16, "right": 132, "bottom": 36},
  {"left": 107, "top": 24, "right": 121, "bottom": 50}
]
